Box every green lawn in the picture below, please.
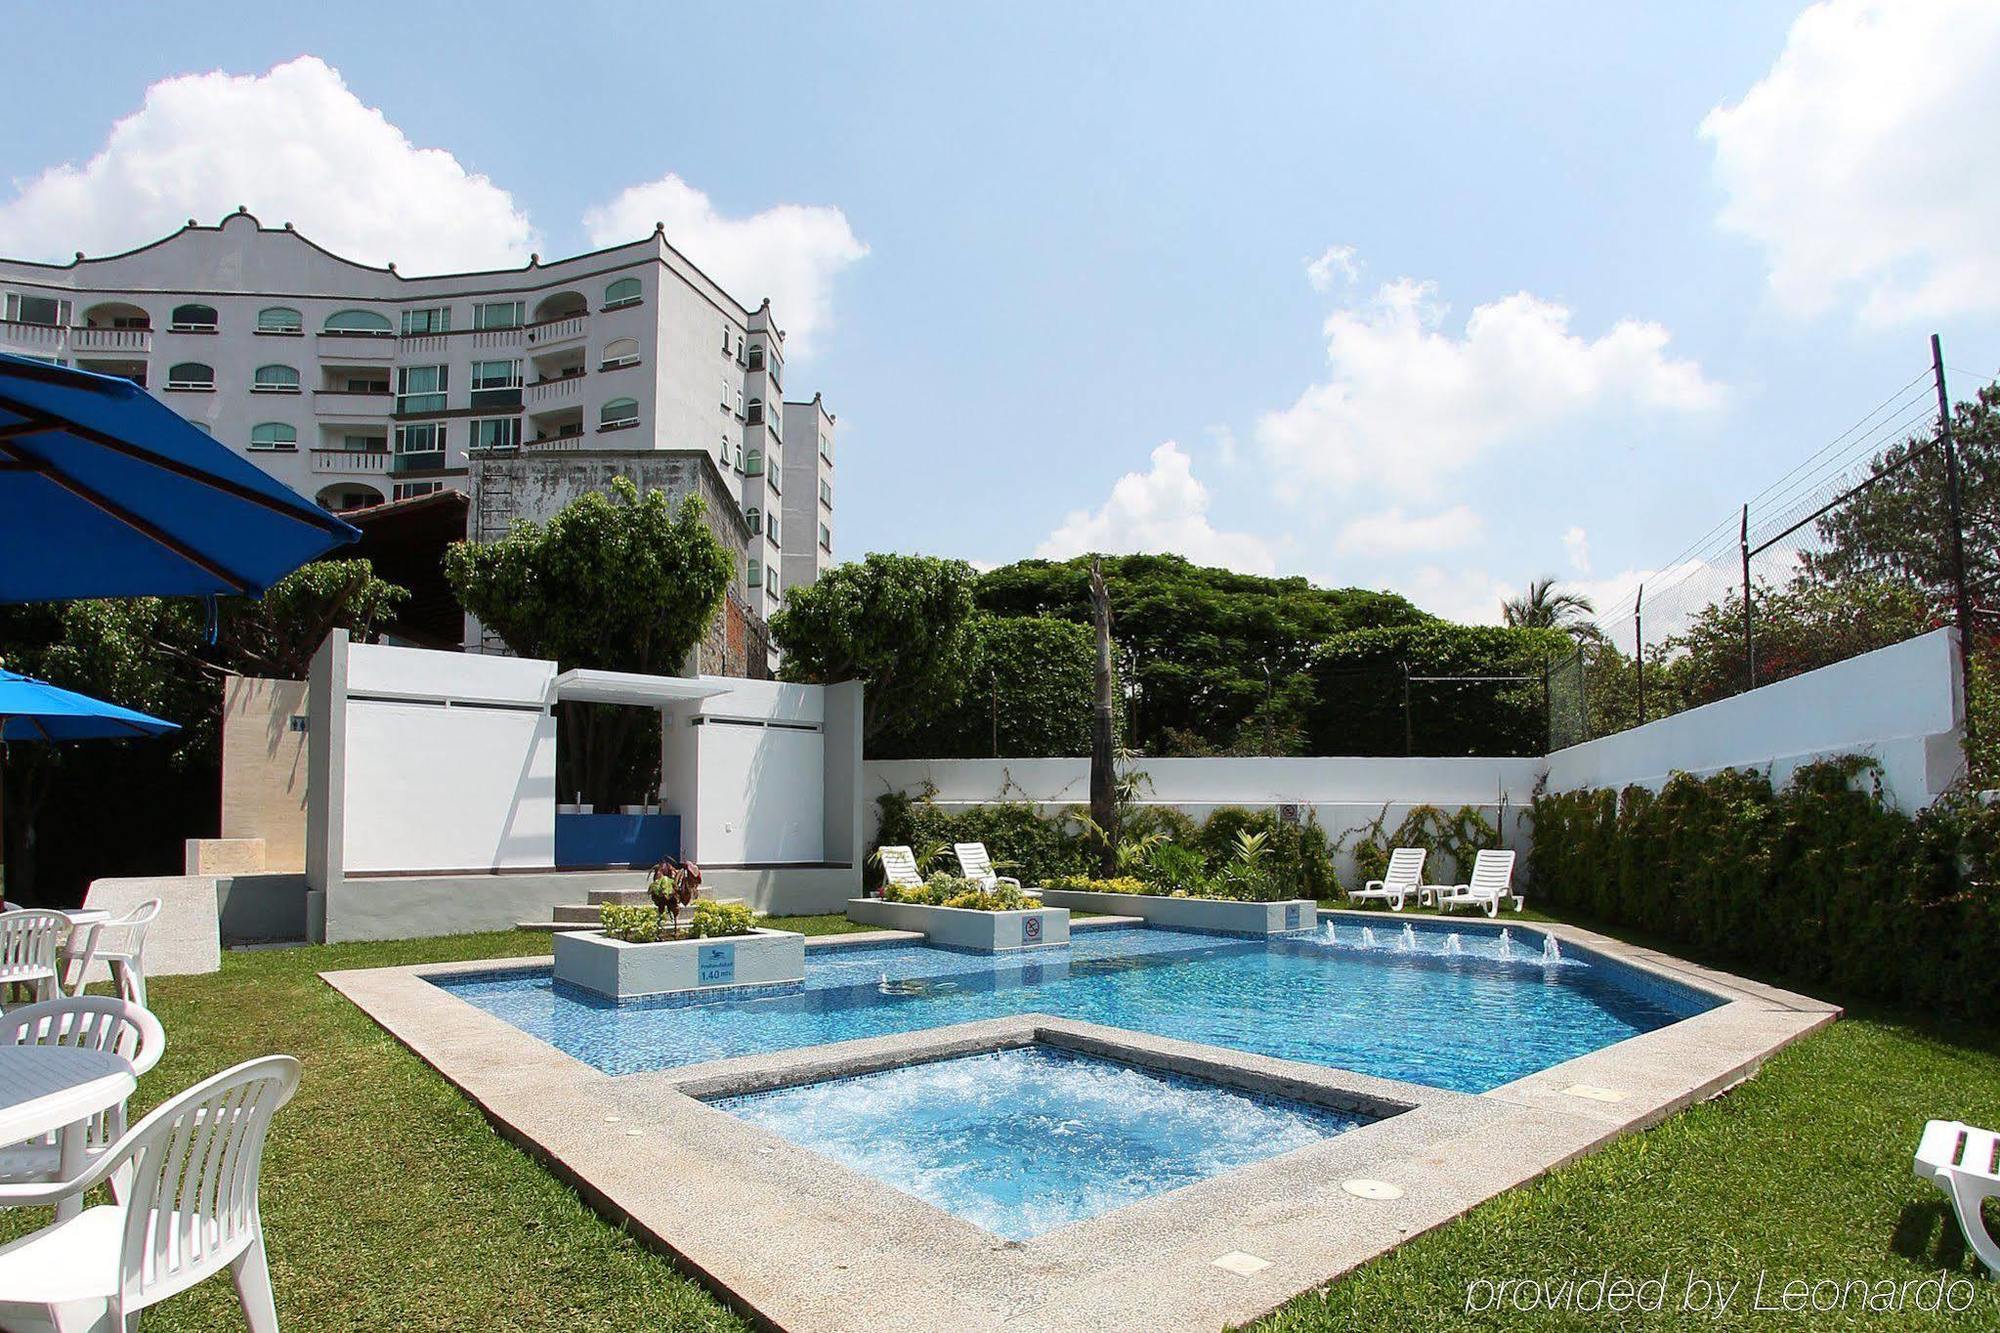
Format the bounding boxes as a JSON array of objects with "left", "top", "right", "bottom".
[{"left": 3, "top": 914, "right": 1997, "bottom": 1330}]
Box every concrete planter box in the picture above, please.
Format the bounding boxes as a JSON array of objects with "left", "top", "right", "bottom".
[
  {"left": 1037, "top": 889, "right": 1317, "bottom": 936},
  {"left": 844, "top": 898, "right": 1069, "bottom": 952},
  {"left": 552, "top": 927, "right": 804, "bottom": 1001}
]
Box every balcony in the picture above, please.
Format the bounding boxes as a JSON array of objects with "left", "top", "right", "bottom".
[
  {"left": 314, "top": 330, "right": 396, "bottom": 361},
  {"left": 525, "top": 373, "right": 583, "bottom": 407},
  {"left": 0, "top": 319, "right": 66, "bottom": 354},
  {"left": 313, "top": 389, "right": 393, "bottom": 421},
  {"left": 71, "top": 327, "right": 152, "bottom": 354},
  {"left": 523, "top": 426, "right": 587, "bottom": 453},
  {"left": 524, "top": 314, "right": 587, "bottom": 350},
  {"left": 310, "top": 447, "right": 390, "bottom": 475}
]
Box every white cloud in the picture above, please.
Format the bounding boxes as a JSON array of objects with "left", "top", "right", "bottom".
[
  {"left": 1305, "top": 244, "right": 1360, "bottom": 292},
  {"left": 583, "top": 174, "right": 867, "bottom": 355},
  {"left": 0, "top": 57, "right": 536, "bottom": 275},
  {"left": 1701, "top": 0, "right": 2000, "bottom": 323},
  {"left": 1335, "top": 504, "right": 1483, "bottom": 555},
  {"left": 1389, "top": 566, "right": 1515, "bottom": 626},
  {"left": 1563, "top": 526, "right": 1591, "bottom": 574},
  {"left": 1038, "top": 442, "right": 1277, "bottom": 575},
  {"left": 1256, "top": 273, "right": 1722, "bottom": 495}
]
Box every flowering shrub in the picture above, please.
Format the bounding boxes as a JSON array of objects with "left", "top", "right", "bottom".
[
  {"left": 598, "top": 897, "right": 756, "bottom": 941},
  {"left": 883, "top": 874, "right": 1038, "bottom": 912}
]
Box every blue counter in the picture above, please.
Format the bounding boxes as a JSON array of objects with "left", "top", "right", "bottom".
[{"left": 554, "top": 813, "right": 682, "bottom": 868}]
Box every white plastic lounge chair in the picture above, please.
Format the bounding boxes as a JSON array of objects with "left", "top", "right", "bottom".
[
  {"left": 0, "top": 997, "right": 166, "bottom": 1198},
  {"left": 875, "top": 845, "right": 926, "bottom": 893},
  {"left": 0, "top": 910, "right": 69, "bottom": 1009},
  {"left": 1435, "top": 850, "right": 1522, "bottom": 918},
  {"left": 0, "top": 1055, "right": 301, "bottom": 1333},
  {"left": 67, "top": 899, "right": 161, "bottom": 1007},
  {"left": 1347, "top": 847, "right": 1427, "bottom": 910},
  {"left": 953, "top": 843, "right": 1022, "bottom": 891},
  {"left": 1915, "top": 1119, "right": 2000, "bottom": 1276}
]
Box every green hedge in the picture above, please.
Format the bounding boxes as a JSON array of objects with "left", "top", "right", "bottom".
[
  {"left": 1306, "top": 623, "right": 1573, "bottom": 756},
  {"left": 870, "top": 615, "right": 1096, "bottom": 759},
  {"left": 1529, "top": 759, "right": 2000, "bottom": 1016}
]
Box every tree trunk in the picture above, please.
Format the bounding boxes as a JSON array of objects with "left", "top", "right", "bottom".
[{"left": 1088, "top": 558, "right": 1119, "bottom": 877}]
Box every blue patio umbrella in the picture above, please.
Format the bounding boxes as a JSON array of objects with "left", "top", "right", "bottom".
[
  {"left": 0, "top": 666, "right": 180, "bottom": 899},
  {"left": 0, "top": 352, "right": 360, "bottom": 603}
]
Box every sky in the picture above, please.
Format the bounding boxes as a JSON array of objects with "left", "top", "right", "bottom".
[{"left": 4, "top": 1, "right": 1997, "bottom": 628}]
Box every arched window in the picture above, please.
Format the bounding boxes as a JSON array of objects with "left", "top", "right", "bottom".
[
  {"left": 252, "top": 364, "right": 301, "bottom": 392},
  {"left": 746, "top": 397, "right": 764, "bottom": 426},
  {"left": 745, "top": 448, "right": 763, "bottom": 476},
  {"left": 747, "top": 557, "right": 762, "bottom": 587},
  {"left": 249, "top": 422, "right": 298, "bottom": 451},
  {"left": 322, "top": 309, "right": 393, "bottom": 335},
  {"left": 256, "top": 306, "right": 302, "bottom": 334},
  {"left": 166, "top": 362, "right": 214, "bottom": 390},
  {"left": 600, "top": 397, "right": 639, "bottom": 429},
  {"left": 169, "top": 303, "right": 217, "bottom": 332},
  {"left": 600, "top": 337, "right": 640, "bottom": 370},
  {"left": 745, "top": 506, "right": 762, "bottom": 535},
  {"left": 603, "top": 277, "right": 642, "bottom": 310},
  {"left": 746, "top": 345, "right": 765, "bottom": 371}
]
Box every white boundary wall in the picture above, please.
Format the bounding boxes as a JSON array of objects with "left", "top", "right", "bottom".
[{"left": 862, "top": 629, "right": 1966, "bottom": 880}]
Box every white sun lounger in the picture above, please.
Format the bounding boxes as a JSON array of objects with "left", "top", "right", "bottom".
[
  {"left": 953, "top": 843, "right": 1022, "bottom": 892},
  {"left": 1347, "top": 847, "right": 1427, "bottom": 910},
  {"left": 1915, "top": 1119, "right": 2000, "bottom": 1275},
  {"left": 875, "top": 845, "right": 927, "bottom": 892},
  {"left": 1435, "top": 850, "right": 1522, "bottom": 918}
]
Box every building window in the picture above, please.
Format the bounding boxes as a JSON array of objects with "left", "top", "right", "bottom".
[
  {"left": 393, "top": 422, "right": 446, "bottom": 473},
  {"left": 744, "top": 448, "right": 763, "bottom": 476},
  {"left": 604, "top": 278, "right": 642, "bottom": 310},
  {"left": 252, "top": 364, "right": 301, "bottom": 393},
  {"left": 768, "top": 511, "right": 780, "bottom": 543},
  {"left": 736, "top": 389, "right": 745, "bottom": 417},
  {"left": 819, "top": 522, "right": 832, "bottom": 552},
  {"left": 820, "top": 479, "right": 833, "bottom": 508},
  {"left": 394, "top": 480, "right": 444, "bottom": 501},
  {"left": 600, "top": 337, "right": 640, "bottom": 370},
  {"left": 169, "top": 303, "right": 218, "bottom": 332},
  {"left": 396, "top": 364, "right": 449, "bottom": 414},
  {"left": 470, "top": 417, "right": 521, "bottom": 452},
  {"left": 324, "top": 309, "right": 394, "bottom": 335},
  {"left": 745, "top": 506, "right": 762, "bottom": 535},
  {"left": 474, "top": 300, "right": 523, "bottom": 331},
  {"left": 256, "top": 306, "right": 303, "bottom": 335},
  {"left": 600, "top": 397, "right": 639, "bottom": 430},
  {"left": 339, "top": 433, "right": 386, "bottom": 453},
  {"left": 746, "top": 344, "right": 765, "bottom": 371},
  {"left": 746, "top": 398, "right": 764, "bottom": 427},
  {"left": 4, "top": 293, "right": 68, "bottom": 326},
  {"left": 747, "top": 557, "right": 762, "bottom": 588},
  {"left": 248, "top": 422, "right": 298, "bottom": 452},
  {"left": 401, "top": 307, "right": 450, "bottom": 336},
  {"left": 165, "top": 361, "right": 214, "bottom": 390},
  {"left": 720, "top": 376, "right": 731, "bottom": 411},
  {"left": 469, "top": 359, "right": 522, "bottom": 408},
  {"left": 820, "top": 433, "right": 833, "bottom": 464}
]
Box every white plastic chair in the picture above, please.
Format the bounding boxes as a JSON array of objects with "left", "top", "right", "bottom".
[
  {"left": 953, "top": 843, "right": 1022, "bottom": 891},
  {"left": 0, "top": 1055, "right": 302, "bottom": 1333},
  {"left": 0, "top": 910, "right": 69, "bottom": 1009},
  {"left": 67, "top": 900, "right": 160, "bottom": 1008},
  {"left": 0, "top": 997, "right": 167, "bottom": 1197},
  {"left": 1915, "top": 1119, "right": 2000, "bottom": 1276},
  {"left": 1347, "top": 848, "right": 1427, "bottom": 910},
  {"left": 875, "top": 845, "right": 926, "bottom": 892},
  {"left": 1435, "top": 850, "right": 1522, "bottom": 918}
]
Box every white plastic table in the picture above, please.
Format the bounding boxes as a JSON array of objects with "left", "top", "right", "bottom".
[{"left": 0, "top": 1045, "right": 135, "bottom": 1221}]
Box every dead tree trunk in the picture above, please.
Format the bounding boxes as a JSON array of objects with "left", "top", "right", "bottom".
[{"left": 1088, "top": 557, "right": 1119, "bottom": 877}]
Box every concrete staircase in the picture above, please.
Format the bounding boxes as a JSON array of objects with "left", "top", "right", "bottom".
[{"left": 516, "top": 887, "right": 745, "bottom": 933}]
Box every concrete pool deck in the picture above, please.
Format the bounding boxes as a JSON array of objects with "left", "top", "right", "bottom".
[{"left": 321, "top": 915, "right": 1839, "bottom": 1332}]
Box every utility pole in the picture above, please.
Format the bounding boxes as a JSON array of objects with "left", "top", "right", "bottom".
[
  {"left": 1933, "top": 334, "right": 1976, "bottom": 738},
  {"left": 1634, "top": 582, "right": 1646, "bottom": 725},
  {"left": 1740, "top": 503, "right": 1755, "bottom": 692}
]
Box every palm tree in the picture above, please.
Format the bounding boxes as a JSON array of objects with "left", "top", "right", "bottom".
[{"left": 1503, "top": 578, "right": 1596, "bottom": 634}]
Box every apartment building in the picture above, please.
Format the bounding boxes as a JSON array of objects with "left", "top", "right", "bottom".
[{"left": 0, "top": 207, "right": 837, "bottom": 661}]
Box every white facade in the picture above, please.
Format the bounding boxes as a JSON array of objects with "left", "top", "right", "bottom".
[
  {"left": 780, "top": 396, "right": 837, "bottom": 591},
  {"left": 0, "top": 209, "right": 836, "bottom": 622}
]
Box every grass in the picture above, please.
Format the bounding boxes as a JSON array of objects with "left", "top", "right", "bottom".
[{"left": 5, "top": 912, "right": 1998, "bottom": 1330}]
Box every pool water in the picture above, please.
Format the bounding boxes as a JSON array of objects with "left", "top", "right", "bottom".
[
  {"left": 711, "top": 1045, "right": 1371, "bottom": 1239},
  {"left": 436, "top": 922, "right": 1719, "bottom": 1093}
]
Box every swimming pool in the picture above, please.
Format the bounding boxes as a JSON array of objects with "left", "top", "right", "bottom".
[{"left": 435, "top": 920, "right": 1720, "bottom": 1093}]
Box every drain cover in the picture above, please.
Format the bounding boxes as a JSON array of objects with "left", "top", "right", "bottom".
[
  {"left": 1212, "top": 1251, "right": 1272, "bottom": 1276},
  {"left": 1342, "top": 1178, "right": 1404, "bottom": 1200}
]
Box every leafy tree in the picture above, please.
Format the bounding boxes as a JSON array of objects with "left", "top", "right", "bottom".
[
  {"left": 1502, "top": 578, "right": 1596, "bottom": 634},
  {"left": 0, "top": 560, "right": 410, "bottom": 901},
  {"left": 444, "top": 478, "right": 734, "bottom": 807},
  {"left": 1306, "top": 623, "right": 1574, "bottom": 756},
  {"left": 770, "top": 553, "right": 983, "bottom": 742},
  {"left": 975, "top": 554, "right": 1429, "bottom": 753},
  {"left": 871, "top": 615, "right": 1095, "bottom": 758}
]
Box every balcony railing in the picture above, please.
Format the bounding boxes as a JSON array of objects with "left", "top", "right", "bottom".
[
  {"left": 523, "top": 430, "right": 586, "bottom": 453},
  {"left": 309, "top": 448, "right": 390, "bottom": 475},
  {"left": 524, "top": 314, "right": 587, "bottom": 347},
  {"left": 314, "top": 330, "right": 396, "bottom": 359},
  {"left": 0, "top": 319, "right": 65, "bottom": 350},
  {"left": 525, "top": 374, "right": 583, "bottom": 406},
  {"left": 71, "top": 327, "right": 152, "bottom": 353},
  {"left": 313, "top": 389, "right": 393, "bottom": 418}
]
